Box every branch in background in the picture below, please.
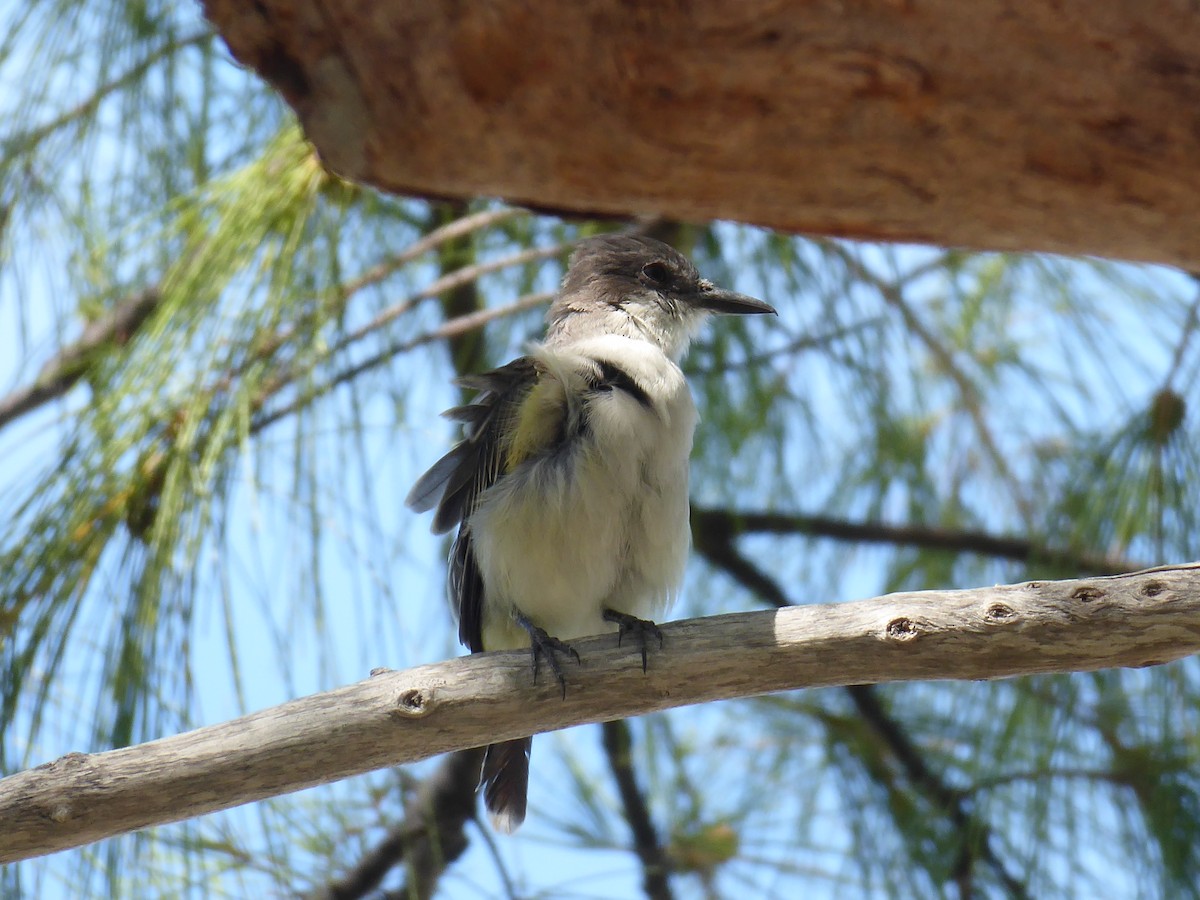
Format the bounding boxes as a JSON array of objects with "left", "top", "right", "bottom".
[
  {"left": 694, "top": 520, "right": 1031, "bottom": 898},
  {"left": 844, "top": 685, "right": 1030, "bottom": 900},
  {"left": 601, "top": 720, "right": 675, "bottom": 900},
  {"left": 3, "top": 562, "right": 1199, "bottom": 863},
  {"left": 689, "top": 317, "right": 887, "bottom": 376},
  {"left": 246, "top": 244, "right": 561, "bottom": 431},
  {"left": 313, "top": 749, "right": 484, "bottom": 900},
  {"left": 250, "top": 290, "right": 553, "bottom": 433},
  {"left": 0, "top": 288, "right": 161, "bottom": 430},
  {"left": 341, "top": 207, "right": 527, "bottom": 299},
  {"left": 330, "top": 242, "right": 561, "bottom": 359},
  {"left": 431, "top": 201, "right": 489, "bottom": 377},
  {"left": 692, "top": 507, "right": 1143, "bottom": 577},
  {"left": 242, "top": 206, "right": 530, "bottom": 373},
  {"left": 11, "top": 33, "right": 213, "bottom": 155},
  {"left": 0, "top": 208, "right": 531, "bottom": 437}
]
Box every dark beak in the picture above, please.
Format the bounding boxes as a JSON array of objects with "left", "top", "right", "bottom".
[{"left": 691, "top": 284, "right": 777, "bottom": 316}]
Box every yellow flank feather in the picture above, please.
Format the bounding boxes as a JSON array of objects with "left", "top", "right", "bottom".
[{"left": 504, "top": 378, "right": 566, "bottom": 471}]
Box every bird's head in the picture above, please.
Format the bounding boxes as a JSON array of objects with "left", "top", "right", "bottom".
[{"left": 546, "top": 234, "right": 775, "bottom": 360}]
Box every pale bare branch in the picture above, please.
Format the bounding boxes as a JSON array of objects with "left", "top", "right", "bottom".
[{"left": 3, "top": 563, "right": 1198, "bottom": 863}]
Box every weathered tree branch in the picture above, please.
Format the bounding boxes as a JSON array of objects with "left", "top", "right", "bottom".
[
  {"left": 3, "top": 564, "right": 1199, "bottom": 863},
  {"left": 202, "top": 1, "right": 1200, "bottom": 269}
]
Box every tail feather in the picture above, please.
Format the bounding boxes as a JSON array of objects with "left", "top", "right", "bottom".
[{"left": 481, "top": 737, "right": 532, "bottom": 833}]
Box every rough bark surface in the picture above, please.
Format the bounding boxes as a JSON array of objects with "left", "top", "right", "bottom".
[
  {"left": 201, "top": 0, "right": 1200, "bottom": 268},
  {"left": 3, "top": 565, "right": 1199, "bottom": 863}
]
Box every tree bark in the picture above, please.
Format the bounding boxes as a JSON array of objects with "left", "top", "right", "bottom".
[
  {"left": 3, "top": 564, "right": 1199, "bottom": 863},
  {"left": 201, "top": 0, "right": 1200, "bottom": 269}
]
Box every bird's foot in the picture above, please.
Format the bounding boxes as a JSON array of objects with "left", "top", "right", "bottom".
[
  {"left": 602, "top": 608, "right": 664, "bottom": 673},
  {"left": 515, "top": 614, "right": 580, "bottom": 700}
]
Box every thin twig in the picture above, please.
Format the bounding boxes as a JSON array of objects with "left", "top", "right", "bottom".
[
  {"left": 1162, "top": 275, "right": 1200, "bottom": 388},
  {"left": 245, "top": 207, "right": 531, "bottom": 368},
  {"left": 845, "top": 685, "right": 1030, "bottom": 900},
  {"left": 243, "top": 245, "right": 560, "bottom": 431},
  {"left": 688, "top": 317, "right": 886, "bottom": 375},
  {"left": 331, "top": 243, "right": 562, "bottom": 355},
  {"left": 342, "top": 207, "right": 528, "bottom": 299},
  {"left": 824, "top": 242, "right": 1034, "bottom": 528},
  {"left": 9, "top": 32, "right": 213, "bottom": 154},
  {"left": 250, "top": 290, "right": 553, "bottom": 432},
  {"left": 0, "top": 210, "right": 530, "bottom": 436}
]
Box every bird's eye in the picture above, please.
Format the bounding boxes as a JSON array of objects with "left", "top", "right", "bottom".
[{"left": 641, "top": 261, "right": 670, "bottom": 286}]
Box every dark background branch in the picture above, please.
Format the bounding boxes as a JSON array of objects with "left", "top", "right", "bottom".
[
  {"left": 315, "top": 749, "right": 484, "bottom": 900},
  {"left": 602, "top": 720, "right": 675, "bottom": 900},
  {"left": 694, "top": 513, "right": 1033, "bottom": 898},
  {"left": 692, "top": 507, "right": 1142, "bottom": 577}
]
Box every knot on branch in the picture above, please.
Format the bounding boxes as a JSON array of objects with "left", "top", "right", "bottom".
[
  {"left": 885, "top": 617, "right": 920, "bottom": 641},
  {"left": 984, "top": 602, "right": 1017, "bottom": 623},
  {"left": 1072, "top": 586, "right": 1104, "bottom": 603},
  {"left": 392, "top": 689, "right": 433, "bottom": 718}
]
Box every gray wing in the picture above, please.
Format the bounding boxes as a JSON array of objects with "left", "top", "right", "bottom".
[{"left": 405, "top": 357, "right": 540, "bottom": 651}]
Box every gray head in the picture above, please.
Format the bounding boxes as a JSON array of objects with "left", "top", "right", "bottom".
[{"left": 545, "top": 234, "right": 775, "bottom": 359}]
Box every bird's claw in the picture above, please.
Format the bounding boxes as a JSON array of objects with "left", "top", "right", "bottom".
[
  {"left": 602, "top": 609, "right": 664, "bottom": 673},
  {"left": 516, "top": 615, "right": 580, "bottom": 700}
]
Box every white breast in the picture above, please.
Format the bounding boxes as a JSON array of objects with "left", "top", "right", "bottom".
[{"left": 471, "top": 335, "right": 696, "bottom": 650}]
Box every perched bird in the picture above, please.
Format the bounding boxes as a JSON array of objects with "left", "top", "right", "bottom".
[{"left": 407, "top": 233, "right": 775, "bottom": 832}]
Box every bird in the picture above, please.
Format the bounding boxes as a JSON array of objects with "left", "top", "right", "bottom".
[{"left": 406, "top": 232, "right": 776, "bottom": 832}]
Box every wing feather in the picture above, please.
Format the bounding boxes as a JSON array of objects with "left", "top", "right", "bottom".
[
  {"left": 404, "top": 442, "right": 471, "bottom": 514},
  {"left": 405, "top": 358, "right": 539, "bottom": 530},
  {"left": 407, "top": 357, "right": 541, "bottom": 650}
]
